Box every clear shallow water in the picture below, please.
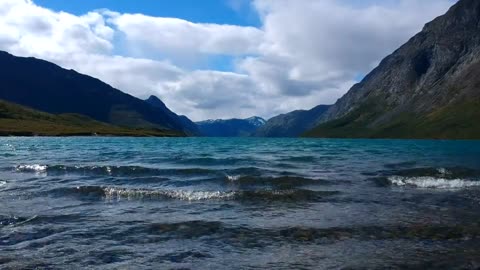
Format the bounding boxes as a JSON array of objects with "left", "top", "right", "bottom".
[{"left": 1, "top": 137, "right": 480, "bottom": 269}]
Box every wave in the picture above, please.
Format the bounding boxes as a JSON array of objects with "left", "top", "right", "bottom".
[
  {"left": 378, "top": 166, "right": 480, "bottom": 189},
  {"left": 53, "top": 186, "right": 338, "bottom": 202},
  {"left": 226, "top": 174, "right": 241, "bottom": 181},
  {"left": 0, "top": 180, "right": 6, "bottom": 188},
  {"left": 0, "top": 215, "right": 37, "bottom": 226},
  {"left": 224, "top": 175, "right": 329, "bottom": 188},
  {"left": 387, "top": 176, "right": 480, "bottom": 189},
  {"left": 15, "top": 164, "right": 48, "bottom": 172},
  {"left": 14, "top": 164, "right": 328, "bottom": 190},
  {"left": 14, "top": 164, "right": 215, "bottom": 177},
  {"left": 388, "top": 166, "right": 479, "bottom": 179}
]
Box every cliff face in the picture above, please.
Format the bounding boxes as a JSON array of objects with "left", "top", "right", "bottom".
[{"left": 306, "top": 0, "right": 480, "bottom": 139}]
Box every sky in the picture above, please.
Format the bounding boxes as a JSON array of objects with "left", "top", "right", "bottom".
[{"left": 0, "top": 0, "right": 456, "bottom": 121}]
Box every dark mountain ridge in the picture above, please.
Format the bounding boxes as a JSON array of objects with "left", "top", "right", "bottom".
[{"left": 0, "top": 51, "right": 198, "bottom": 135}]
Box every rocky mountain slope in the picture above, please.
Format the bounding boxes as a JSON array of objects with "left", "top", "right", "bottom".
[
  {"left": 196, "top": 117, "right": 266, "bottom": 137},
  {"left": 305, "top": 0, "right": 480, "bottom": 139},
  {"left": 255, "top": 105, "right": 330, "bottom": 137},
  {"left": 0, "top": 51, "right": 198, "bottom": 135}
]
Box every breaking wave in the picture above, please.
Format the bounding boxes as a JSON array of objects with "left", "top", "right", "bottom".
[
  {"left": 223, "top": 175, "right": 328, "bottom": 188},
  {"left": 388, "top": 176, "right": 480, "bottom": 189},
  {"left": 226, "top": 174, "right": 241, "bottom": 181},
  {"left": 15, "top": 164, "right": 48, "bottom": 172},
  {"left": 52, "top": 186, "right": 338, "bottom": 202},
  {"left": 382, "top": 166, "right": 480, "bottom": 189}
]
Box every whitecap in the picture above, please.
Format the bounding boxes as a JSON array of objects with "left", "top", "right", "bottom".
[
  {"left": 15, "top": 164, "right": 47, "bottom": 172},
  {"left": 388, "top": 176, "right": 480, "bottom": 189},
  {"left": 0, "top": 180, "right": 6, "bottom": 188},
  {"left": 226, "top": 174, "right": 241, "bottom": 181},
  {"left": 103, "top": 187, "right": 236, "bottom": 201}
]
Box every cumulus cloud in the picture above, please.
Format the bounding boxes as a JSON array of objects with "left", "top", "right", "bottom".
[
  {"left": 0, "top": 0, "right": 113, "bottom": 57},
  {"left": 109, "top": 13, "right": 263, "bottom": 56},
  {"left": 0, "top": 0, "right": 455, "bottom": 121}
]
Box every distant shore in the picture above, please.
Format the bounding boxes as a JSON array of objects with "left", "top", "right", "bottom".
[{"left": 0, "top": 130, "right": 185, "bottom": 138}]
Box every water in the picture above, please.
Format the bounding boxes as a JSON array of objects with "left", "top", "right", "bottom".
[{"left": 1, "top": 137, "right": 480, "bottom": 269}]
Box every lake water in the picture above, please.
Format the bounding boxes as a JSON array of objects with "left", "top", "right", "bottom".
[{"left": 1, "top": 137, "right": 480, "bottom": 269}]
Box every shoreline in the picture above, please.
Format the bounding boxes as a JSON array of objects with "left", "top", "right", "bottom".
[{"left": 0, "top": 131, "right": 186, "bottom": 138}]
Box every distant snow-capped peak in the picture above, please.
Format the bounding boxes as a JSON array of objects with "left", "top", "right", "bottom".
[{"left": 246, "top": 116, "right": 266, "bottom": 126}]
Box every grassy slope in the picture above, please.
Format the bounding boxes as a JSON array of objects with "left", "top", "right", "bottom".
[
  {"left": 304, "top": 99, "right": 480, "bottom": 140},
  {"left": 0, "top": 100, "right": 184, "bottom": 137}
]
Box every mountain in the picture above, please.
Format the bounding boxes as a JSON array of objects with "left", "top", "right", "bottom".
[
  {"left": 255, "top": 105, "right": 331, "bottom": 137},
  {"left": 0, "top": 51, "right": 197, "bottom": 135},
  {"left": 305, "top": 0, "right": 480, "bottom": 139},
  {"left": 196, "top": 116, "right": 266, "bottom": 137},
  {"left": 0, "top": 99, "right": 182, "bottom": 137},
  {"left": 144, "top": 95, "right": 200, "bottom": 136}
]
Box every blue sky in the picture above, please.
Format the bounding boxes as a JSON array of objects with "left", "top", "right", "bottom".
[{"left": 33, "top": 0, "right": 260, "bottom": 26}]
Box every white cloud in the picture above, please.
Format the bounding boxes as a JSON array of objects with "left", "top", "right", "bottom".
[
  {"left": 0, "top": 0, "right": 455, "bottom": 121},
  {"left": 109, "top": 13, "right": 263, "bottom": 56},
  {"left": 0, "top": 0, "right": 113, "bottom": 57}
]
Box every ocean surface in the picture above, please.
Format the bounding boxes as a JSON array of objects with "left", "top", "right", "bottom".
[{"left": 1, "top": 137, "right": 480, "bottom": 269}]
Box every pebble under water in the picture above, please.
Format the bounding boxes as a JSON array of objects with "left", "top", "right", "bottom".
[{"left": 1, "top": 137, "right": 480, "bottom": 269}]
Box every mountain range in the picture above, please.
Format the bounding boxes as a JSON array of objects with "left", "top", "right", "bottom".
[
  {"left": 196, "top": 117, "right": 266, "bottom": 137},
  {"left": 0, "top": 0, "right": 479, "bottom": 139}
]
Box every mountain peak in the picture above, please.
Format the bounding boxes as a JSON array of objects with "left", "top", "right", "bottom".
[
  {"left": 245, "top": 116, "right": 267, "bottom": 127},
  {"left": 145, "top": 95, "right": 167, "bottom": 108}
]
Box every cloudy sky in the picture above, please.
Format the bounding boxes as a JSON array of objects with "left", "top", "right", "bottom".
[{"left": 0, "top": 0, "right": 455, "bottom": 121}]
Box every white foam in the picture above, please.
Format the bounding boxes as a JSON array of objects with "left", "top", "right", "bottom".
[
  {"left": 0, "top": 181, "right": 6, "bottom": 188},
  {"left": 103, "top": 187, "right": 236, "bottom": 201},
  {"left": 16, "top": 164, "right": 47, "bottom": 172},
  {"left": 226, "top": 174, "right": 241, "bottom": 181},
  {"left": 388, "top": 176, "right": 480, "bottom": 189}
]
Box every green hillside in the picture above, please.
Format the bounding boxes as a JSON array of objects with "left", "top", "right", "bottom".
[
  {"left": 0, "top": 100, "right": 183, "bottom": 137},
  {"left": 304, "top": 99, "right": 480, "bottom": 140}
]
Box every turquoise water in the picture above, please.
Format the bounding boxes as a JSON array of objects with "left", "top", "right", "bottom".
[{"left": 1, "top": 137, "right": 480, "bottom": 269}]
